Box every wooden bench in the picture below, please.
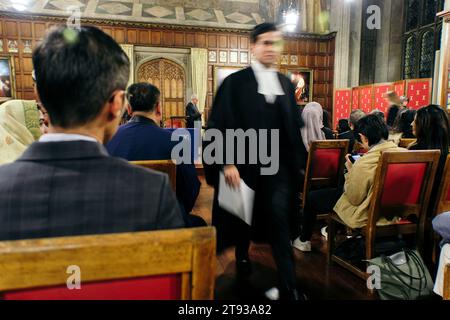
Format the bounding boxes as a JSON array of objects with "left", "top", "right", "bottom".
[
  {"left": 131, "top": 160, "right": 177, "bottom": 191},
  {"left": 0, "top": 227, "right": 216, "bottom": 300}
]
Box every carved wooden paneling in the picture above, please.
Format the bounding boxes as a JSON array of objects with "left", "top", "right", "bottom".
[
  {"left": 186, "top": 33, "right": 195, "bottom": 47},
  {"left": 137, "top": 58, "right": 185, "bottom": 121},
  {"left": 0, "top": 15, "right": 335, "bottom": 119},
  {"left": 139, "top": 30, "right": 149, "bottom": 44},
  {"left": 229, "top": 35, "right": 238, "bottom": 49},
  {"left": 5, "top": 21, "right": 18, "bottom": 37},
  {"left": 127, "top": 30, "right": 137, "bottom": 43},
  {"left": 114, "top": 29, "right": 125, "bottom": 43},
  {"left": 195, "top": 33, "right": 206, "bottom": 48},
  {"left": 151, "top": 31, "right": 161, "bottom": 45},
  {"left": 19, "top": 22, "right": 32, "bottom": 38},
  {"left": 174, "top": 32, "right": 184, "bottom": 46},
  {"left": 240, "top": 37, "right": 248, "bottom": 49},
  {"left": 162, "top": 31, "right": 174, "bottom": 46},
  {"left": 218, "top": 35, "right": 227, "bottom": 48},
  {"left": 207, "top": 35, "right": 217, "bottom": 48},
  {"left": 34, "top": 23, "right": 46, "bottom": 39}
]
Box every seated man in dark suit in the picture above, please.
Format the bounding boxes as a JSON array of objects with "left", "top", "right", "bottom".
[
  {"left": 0, "top": 26, "right": 184, "bottom": 241},
  {"left": 106, "top": 83, "right": 205, "bottom": 227},
  {"left": 185, "top": 94, "right": 202, "bottom": 128}
]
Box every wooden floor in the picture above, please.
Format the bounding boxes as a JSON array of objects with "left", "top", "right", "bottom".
[{"left": 192, "top": 174, "right": 374, "bottom": 300}]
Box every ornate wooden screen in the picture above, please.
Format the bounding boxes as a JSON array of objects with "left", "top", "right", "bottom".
[{"left": 137, "top": 58, "right": 185, "bottom": 122}]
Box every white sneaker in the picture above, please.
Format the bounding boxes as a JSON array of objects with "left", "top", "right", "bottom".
[
  {"left": 264, "top": 287, "right": 280, "bottom": 300},
  {"left": 321, "top": 226, "right": 328, "bottom": 240},
  {"left": 293, "top": 238, "right": 311, "bottom": 252}
]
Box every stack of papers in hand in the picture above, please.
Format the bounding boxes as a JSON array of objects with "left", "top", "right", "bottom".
[{"left": 218, "top": 172, "right": 255, "bottom": 226}]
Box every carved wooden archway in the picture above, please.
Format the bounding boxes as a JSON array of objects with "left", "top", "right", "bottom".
[{"left": 137, "top": 58, "right": 186, "bottom": 123}]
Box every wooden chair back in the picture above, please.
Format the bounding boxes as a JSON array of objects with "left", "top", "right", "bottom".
[
  {"left": 433, "top": 155, "right": 450, "bottom": 215},
  {"left": 444, "top": 264, "right": 450, "bottom": 300},
  {"left": 302, "top": 140, "right": 349, "bottom": 208},
  {"left": 0, "top": 227, "right": 216, "bottom": 300},
  {"left": 366, "top": 150, "right": 440, "bottom": 256},
  {"left": 399, "top": 138, "right": 417, "bottom": 149},
  {"left": 131, "top": 160, "right": 177, "bottom": 191}
]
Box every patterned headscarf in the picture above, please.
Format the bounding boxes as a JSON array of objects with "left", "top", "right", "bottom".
[{"left": 0, "top": 100, "right": 41, "bottom": 164}]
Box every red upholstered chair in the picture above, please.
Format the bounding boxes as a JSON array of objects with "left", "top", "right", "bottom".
[
  {"left": 327, "top": 150, "right": 440, "bottom": 280},
  {"left": 431, "top": 155, "right": 450, "bottom": 265},
  {"left": 0, "top": 227, "right": 216, "bottom": 300},
  {"left": 301, "top": 140, "right": 349, "bottom": 220}
]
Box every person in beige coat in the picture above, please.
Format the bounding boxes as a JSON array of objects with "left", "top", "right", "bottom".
[
  {"left": 334, "top": 115, "right": 406, "bottom": 229},
  {"left": 294, "top": 114, "right": 405, "bottom": 252}
]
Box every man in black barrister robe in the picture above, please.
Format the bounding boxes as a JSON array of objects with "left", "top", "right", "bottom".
[{"left": 203, "top": 23, "right": 307, "bottom": 300}]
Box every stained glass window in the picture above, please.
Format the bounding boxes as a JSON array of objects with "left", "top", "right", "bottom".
[
  {"left": 403, "top": 0, "right": 443, "bottom": 79},
  {"left": 406, "top": 0, "right": 420, "bottom": 31},
  {"left": 419, "top": 30, "right": 435, "bottom": 78},
  {"left": 423, "top": 0, "right": 438, "bottom": 25},
  {"left": 404, "top": 35, "right": 418, "bottom": 79}
]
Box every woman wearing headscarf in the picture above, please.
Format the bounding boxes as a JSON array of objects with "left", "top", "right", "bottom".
[
  {"left": 0, "top": 100, "right": 41, "bottom": 164},
  {"left": 300, "top": 102, "right": 327, "bottom": 151}
]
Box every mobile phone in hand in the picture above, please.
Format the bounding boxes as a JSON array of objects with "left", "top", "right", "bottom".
[{"left": 349, "top": 154, "right": 361, "bottom": 164}]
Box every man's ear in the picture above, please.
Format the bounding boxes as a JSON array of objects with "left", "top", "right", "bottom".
[
  {"left": 108, "top": 90, "right": 125, "bottom": 121},
  {"left": 156, "top": 102, "right": 162, "bottom": 115}
]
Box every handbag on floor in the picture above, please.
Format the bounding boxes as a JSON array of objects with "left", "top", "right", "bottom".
[{"left": 367, "top": 249, "right": 434, "bottom": 300}]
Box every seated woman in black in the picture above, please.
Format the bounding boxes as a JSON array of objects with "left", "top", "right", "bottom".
[{"left": 409, "top": 104, "right": 450, "bottom": 207}]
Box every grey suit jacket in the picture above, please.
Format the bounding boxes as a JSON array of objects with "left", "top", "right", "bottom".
[{"left": 0, "top": 141, "right": 185, "bottom": 241}]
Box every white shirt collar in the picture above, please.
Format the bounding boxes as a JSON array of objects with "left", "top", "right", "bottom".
[
  {"left": 251, "top": 60, "right": 284, "bottom": 104},
  {"left": 39, "top": 133, "right": 99, "bottom": 143}
]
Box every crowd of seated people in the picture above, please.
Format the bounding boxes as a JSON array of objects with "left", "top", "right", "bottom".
[
  {"left": 106, "top": 82, "right": 206, "bottom": 227},
  {"left": 1, "top": 24, "right": 450, "bottom": 301},
  {"left": 294, "top": 114, "right": 405, "bottom": 252}
]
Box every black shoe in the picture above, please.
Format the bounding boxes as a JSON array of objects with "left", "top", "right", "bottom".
[{"left": 236, "top": 259, "right": 252, "bottom": 277}]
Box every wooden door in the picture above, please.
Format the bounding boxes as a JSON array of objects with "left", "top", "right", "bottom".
[{"left": 137, "top": 58, "right": 185, "bottom": 122}]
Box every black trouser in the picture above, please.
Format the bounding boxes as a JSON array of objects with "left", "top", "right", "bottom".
[
  {"left": 300, "top": 187, "right": 343, "bottom": 242},
  {"left": 235, "top": 165, "right": 298, "bottom": 294}
]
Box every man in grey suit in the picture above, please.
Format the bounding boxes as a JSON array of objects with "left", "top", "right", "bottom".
[{"left": 0, "top": 26, "right": 184, "bottom": 241}]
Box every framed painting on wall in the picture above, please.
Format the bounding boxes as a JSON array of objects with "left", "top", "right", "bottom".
[
  {"left": 286, "top": 69, "right": 313, "bottom": 105},
  {"left": 0, "top": 56, "right": 16, "bottom": 102},
  {"left": 214, "top": 66, "right": 242, "bottom": 93}
]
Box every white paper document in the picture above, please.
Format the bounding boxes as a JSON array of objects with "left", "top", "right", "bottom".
[{"left": 218, "top": 172, "right": 255, "bottom": 226}]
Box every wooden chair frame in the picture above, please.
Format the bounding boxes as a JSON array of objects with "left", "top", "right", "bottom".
[
  {"left": 131, "top": 160, "right": 177, "bottom": 191},
  {"left": 431, "top": 155, "right": 450, "bottom": 265},
  {"left": 398, "top": 138, "right": 417, "bottom": 149},
  {"left": 301, "top": 140, "right": 349, "bottom": 219},
  {"left": 0, "top": 227, "right": 216, "bottom": 300},
  {"left": 444, "top": 264, "right": 450, "bottom": 300},
  {"left": 327, "top": 150, "right": 440, "bottom": 280}
]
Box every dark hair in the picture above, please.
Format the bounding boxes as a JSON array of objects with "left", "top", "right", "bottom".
[
  {"left": 414, "top": 105, "right": 449, "bottom": 156},
  {"left": 32, "top": 26, "right": 130, "bottom": 128},
  {"left": 371, "top": 109, "right": 385, "bottom": 122},
  {"left": 338, "top": 119, "right": 351, "bottom": 133},
  {"left": 397, "top": 109, "right": 416, "bottom": 138},
  {"left": 322, "top": 109, "right": 331, "bottom": 129},
  {"left": 354, "top": 114, "right": 389, "bottom": 146},
  {"left": 127, "top": 83, "right": 160, "bottom": 113},
  {"left": 250, "top": 23, "right": 278, "bottom": 43}
]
